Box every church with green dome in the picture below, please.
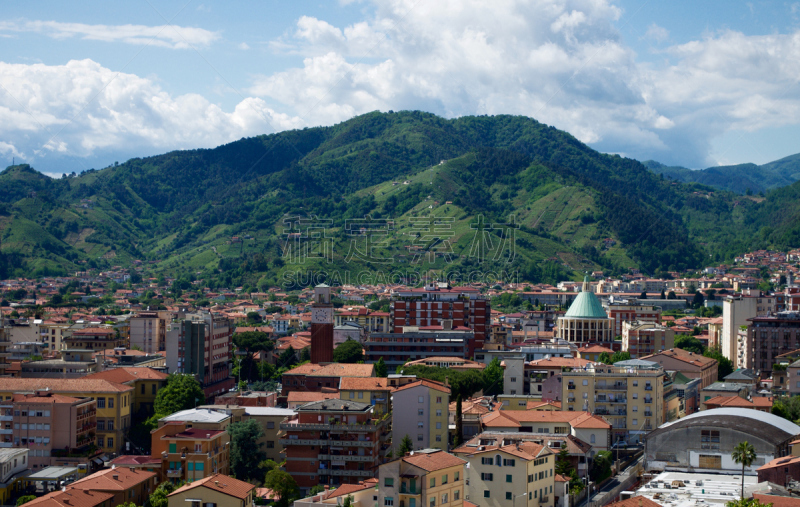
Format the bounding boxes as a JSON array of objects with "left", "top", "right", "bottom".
[{"left": 556, "top": 276, "right": 614, "bottom": 343}]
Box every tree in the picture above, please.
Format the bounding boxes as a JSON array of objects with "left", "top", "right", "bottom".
[
  {"left": 309, "top": 485, "right": 327, "bottom": 495},
  {"left": 300, "top": 347, "right": 311, "bottom": 363},
  {"left": 148, "top": 481, "right": 179, "bottom": 507},
  {"left": 399, "top": 365, "right": 483, "bottom": 400},
  {"left": 732, "top": 441, "right": 756, "bottom": 498},
  {"left": 639, "top": 291, "right": 647, "bottom": 299},
  {"left": 50, "top": 293, "right": 63, "bottom": 305},
  {"left": 589, "top": 451, "right": 612, "bottom": 482},
  {"left": 333, "top": 339, "right": 364, "bottom": 363},
  {"left": 555, "top": 447, "right": 583, "bottom": 494},
  {"left": 153, "top": 374, "right": 205, "bottom": 418},
  {"left": 609, "top": 351, "right": 631, "bottom": 364},
  {"left": 675, "top": 334, "right": 706, "bottom": 354},
  {"left": 725, "top": 499, "right": 773, "bottom": 507},
  {"left": 692, "top": 291, "right": 705, "bottom": 309},
  {"left": 667, "top": 291, "right": 677, "bottom": 300},
  {"left": 16, "top": 496, "right": 36, "bottom": 506},
  {"left": 454, "top": 395, "right": 463, "bottom": 448},
  {"left": 375, "top": 357, "right": 388, "bottom": 377},
  {"left": 229, "top": 419, "right": 267, "bottom": 481},
  {"left": 597, "top": 352, "right": 612, "bottom": 365},
  {"left": 264, "top": 469, "right": 300, "bottom": 507},
  {"left": 704, "top": 347, "right": 734, "bottom": 380},
  {"left": 483, "top": 357, "right": 504, "bottom": 396},
  {"left": 398, "top": 434, "right": 413, "bottom": 455},
  {"left": 278, "top": 346, "right": 297, "bottom": 369},
  {"left": 233, "top": 331, "right": 274, "bottom": 352},
  {"left": 660, "top": 290, "right": 666, "bottom": 299}
]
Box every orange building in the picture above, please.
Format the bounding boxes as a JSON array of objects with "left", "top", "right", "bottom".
[
  {"left": 68, "top": 467, "right": 157, "bottom": 506},
  {"left": 151, "top": 422, "right": 230, "bottom": 482}
]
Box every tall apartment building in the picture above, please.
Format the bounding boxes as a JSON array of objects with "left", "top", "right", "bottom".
[
  {"left": 279, "top": 399, "right": 390, "bottom": 494},
  {"left": 64, "top": 327, "right": 126, "bottom": 350},
  {"left": 391, "top": 283, "right": 489, "bottom": 357},
  {"left": 151, "top": 421, "right": 230, "bottom": 481},
  {"left": 129, "top": 312, "right": 166, "bottom": 354},
  {"left": 391, "top": 380, "right": 450, "bottom": 452},
  {"left": 174, "top": 312, "right": 234, "bottom": 399},
  {"left": 0, "top": 379, "right": 133, "bottom": 455},
  {"left": 604, "top": 301, "right": 662, "bottom": 336},
  {"left": 744, "top": 312, "right": 800, "bottom": 373},
  {"left": 561, "top": 360, "right": 665, "bottom": 444},
  {"left": 364, "top": 327, "right": 472, "bottom": 371},
  {"left": 722, "top": 291, "right": 777, "bottom": 368},
  {"left": 621, "top": 321, "right": 675, "bottom": 358},
  {"left": 0, "top": 322, "right": 9, "bottom": 377},
  {"left": 2, "top": 391, "right": 96, "bottom": 470},
  {"left": 39, "top": 321, "right": 71, "bottom": 351}
]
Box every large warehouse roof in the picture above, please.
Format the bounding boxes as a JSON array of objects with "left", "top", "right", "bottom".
[{"left": 649, "top": 408, "right": 800, "bottom": 444}]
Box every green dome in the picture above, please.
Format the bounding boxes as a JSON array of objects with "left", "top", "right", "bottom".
[{"left": 564, "top": 276, "right": 608, "bottom": 319}]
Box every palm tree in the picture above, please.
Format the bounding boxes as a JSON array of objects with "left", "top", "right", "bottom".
[{"left": 731, "top": 441, "right": 756, "bottom": 498}]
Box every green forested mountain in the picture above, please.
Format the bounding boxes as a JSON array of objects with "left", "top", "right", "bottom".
[
  {"left": 0, "top": 111, "right": 788, "bottom": 287},
  {"left": 644, "top": 153, "right": 800, "bottom": 195}
]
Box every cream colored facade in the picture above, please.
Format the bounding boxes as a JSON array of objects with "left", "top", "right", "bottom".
[
  {"left": 562, "top": 362, "right": 665, "bottom": 444},
  {"left": 39, "top": 323, "right": 71, "bottom": 350},
  {"left": 378, "top": 450, "right": 465, "bottom": 507},
  {"left": 455, "top": 446, "right": 555, "bottom": 507}
]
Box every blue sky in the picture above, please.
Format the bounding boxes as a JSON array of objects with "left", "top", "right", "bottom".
[{"left": 1, "top": 0, "right": 799, "bottom": 176}]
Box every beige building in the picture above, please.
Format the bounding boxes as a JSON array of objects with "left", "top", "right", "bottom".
[
  {"left": 39, "top": 322, "right": 72, "bottom": 351},
  {"left": 378, "top": 449, "right": 465, "bottom": 507},
  {"left": 129, "top": 312, "right": 167, "bottom": 353},
  {"left": 339, "top": 377, "right": 394, "bottom": 417},
  {"left": 453, "top": 439, "right": 555, "bottom": 507},
  {"left": 622, "top": 321, "right": 675, "bottom": 358},
  {"left": 561, "top": 360, "right": 665, "bottom": 444},
  {"left": 392, "top": 380, "right": 450, "bottom": 451},
  {"left": 168, "top": 473, "right": 255, "bottom": 507},
  {"left": 722, "top": 292, "right": 777, "bottom": 369}
]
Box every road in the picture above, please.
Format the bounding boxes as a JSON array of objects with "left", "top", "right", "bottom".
[{"left": 586, "top": 456, "right": 643, "bottom": 507}]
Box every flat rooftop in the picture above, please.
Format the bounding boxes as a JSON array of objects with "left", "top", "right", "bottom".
[{"left": 636, "top": 471, "right": 758, "bottom": 506}]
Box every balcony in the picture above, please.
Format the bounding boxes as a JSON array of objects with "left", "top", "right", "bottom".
[
  {"left": 0, "top": 416, "right": 12, "bottom": 422},
  {"left": 279, "top": 439, "right": 376, "bottom": 447},
  {"left": 644, "top": 399, "right": 652, "bottom": 404},
  {"left": 539, "top": 496, "right": 549, "bottom": 504},
  {"left": 644, "top": 411, "right": 653, "bottom": 417},
  {"left": 280, "top": 418, "right": 387, "bottom": 432},
  {"left": 166, "top": 469, "right": 183, "bottom": 478},
  {"left": 318, "top": 454, "right": 375, "bottom": 462},
  {"left": 567, "top": 385, "right": 576, "bottom": 390},
  {"left": 400, "top": 486, "right": 421, "bottom": 496},
  {"left": 317, "top": 469, "right": 374, "bottom": 477},
  {"left": 645, "top": 386, "right": 653, "bottom": 391},
  {"left": 596, "top": 384, "right": 627, "bottom": 391},
  {"left": 0, "top": 429, "right": 11, "bottom": 435},
  {"left": 607, "top": 398, "right": 627, "bottom": 404}
]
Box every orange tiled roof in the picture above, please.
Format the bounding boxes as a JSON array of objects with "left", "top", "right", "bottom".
[
  {"left": 393, "top": 379, "right": 451, "bottom": 394},
  {"left": 25, "top": 489, "right": 114, "bottom": 507},
  {"left": 169, "top": 473, "right": 255, "bottom": 500},
  {"left": 606, "top": 496, "right": 662, "bottom": 507},
  {"left": 402, "top": 450, "right": 466, "bottom": 471},
  {"left": 0, "top": 378, "right": 133, "bottom": 394},
  {"left": 69, "top": 467, "right": 156, "bottom": 492},
  {"left": 83, "top": 367, "right": 168, "bottom": 384},
  {"left": 339, "top": 377, "right": 392, "bottom": 391},
  {"left": 287, "top": 391, "right": 339, "bottom": 403}
]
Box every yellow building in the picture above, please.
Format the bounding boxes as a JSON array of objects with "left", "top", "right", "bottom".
[
  {"left": 339, "top": 377, "right": 394, "bottom": 416},
  {"left": 392, "top": 380, "right": 450, "bottom": 451},
  {"left": 453, "top": 439, "right": 555, "bottom": 507},
  {"left": 39, "top": 322, "right": 72, "bottom": 351},
  {"left": 378, "top": 449, "right": 466, "bottom": 507},
  {"left": 168, "top": 473, "right": 255, "bottom": 507},
  {"left": 561, "top": 359, "right": 665, "bottom": 444},
  {"left": 83, "top": 367, "right": 169, "bottom": 418},
  {"left": 0, "top": 379, "right": 133, "bottom": 455}
]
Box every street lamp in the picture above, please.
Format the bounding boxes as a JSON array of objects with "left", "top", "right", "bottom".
[{"left": 513, "top": 491, "right": 527, "bottom": 507}]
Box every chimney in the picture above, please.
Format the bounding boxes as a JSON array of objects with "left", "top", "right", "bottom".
[
  {"left": 113, "top": 475, "right": 119, "bottom": 481},
  {"left": 215, "top": 481, "right": 220, "bottom": 486}
]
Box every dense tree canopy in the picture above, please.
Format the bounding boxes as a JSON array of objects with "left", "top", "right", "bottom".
[
  {"left": 229, "top": 419, "right": 267, "bottom": 481},
  {"left": 153, "top": 374, "right": 205, "bottom": 418},
  {"left": 333, "top": 339, "right": 364, "bottom": 363}
]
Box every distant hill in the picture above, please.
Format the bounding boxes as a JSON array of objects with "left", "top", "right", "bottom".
[
  {"left": 0, "top": 111, "right": 780, "bottom": 286},
  {"left": 644, "top": 153, "right": 800, "bottom": 194}
]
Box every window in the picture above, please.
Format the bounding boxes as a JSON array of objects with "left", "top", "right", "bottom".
[
  {"left": 481, "top": 457, "right": 493, "bottom": 465},
  {"left": 633, "top": 393, "right": 638, "bottom": 399},
  {"left": 484, "top": 491, "right": 490, "bottom": 498},
  {"left": 385, "top": 498, "right": 394, "bottom": 506},
  {"left": 108, "top": 398, "right": 114, "bottom": 409},
  {"left": 418, "top": 422, "right": 424, "bottom": 428},
  {"left": 632, "top": 419, "right": 638, "bottom": 426},
  {"left": 430, "top": 478, "right": 436, "bottom": 488},
  {"left": 430, "top": 497, "right": 435, "bottom": 507},
  {"left": 359, "top": 392, "right": 364, "bottom": 399},
  {"left": 436, "top": 397, "right": 442, "bottom": 403},
  {"left": 510, "top": 377, "right": 517, "bottom": 382},
  {"left": 108, "top": 420, "right": 114, "bottom": 431},
  {"left": 436, "top": 410, "right": 442, "bottom": 417},
  {"left": 506, "top": 474, "right": 512, "bottom": 483},
  {"left": 590, "top": 434, "right": 596, "bottom": 444},
  {"left": 267, "top": 421, "right": 275, "bottom": 429},
  {"left": 141, "top": 384, "right": 145, "bottom": 394},
  {"left": 454, "top": 472, "right": 460, "bottom": 481},
  {"left": 506, "top": 492, "right": 513, "bottom": 500},
  {"left": 442, "top": 474, "right": 448, "bottom": 485},
  {"left": 385, "top": 478, "right": 394, "bottom": 487},
  {"left": 419, "top": 409, "right": 424, "bottom": 416},
  {"left": 436, "top": 422, "right": 442, "bottom": 429},
  {"left": 441, "top": 493, "right": 448, "bottom": 504},
  {"left": 582, "top": 380, "right": 588, "bottom": 386},
  {"left": 503, "top": 459, "right": 515, "bottom": 466},
  {"left": 97, "top": 398, "right": 106, "bottom": 408},
  {"left": 267, "top": 441, "right": 274, "bottom": 449},
  {"left": 436, "top": 435, "right": 442, "bottom": 442},
  {"left": 350, "top": 392, "right": 355, "bottom": 399},
  {"left": 169, "top": 443, "right": 177, "bottom": 453},
  {"left": 418, "top": 434, "right": 423, "bottom": 441},
  {"left": 152, "top": 384, "right": 157, "bottom": 395},
  {"left": 633, "top": 406, "right": 638, "bottom": 412},
  {"left": 107, "top": 437, "right": 113, "bottom": 448},
  {"left": 419, "top": 397, "right": 425, "bottom": 403},
  {"left": 98, "top": 437, "right": 104, "bottom": 447},
  {"left": 454, "top": 490, "right": 460, "bottom": 501},
  {"left": 481, "top": 473, "right": 493, "bottom": 481},
  {"left": 633, "top": 380, "right": 638, "bottom": 386},
  {"left": 97, "top": 421, "right": 105, "bottom": 431}
]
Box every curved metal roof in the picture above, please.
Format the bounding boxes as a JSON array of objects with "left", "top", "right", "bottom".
[{"left": 649, "top": 407, "right": 800, "bottom": 445}]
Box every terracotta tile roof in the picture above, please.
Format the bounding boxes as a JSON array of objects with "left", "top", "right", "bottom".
[
  {"left": 326, "top": 481, "right": 376, "bottom": 498},
  {"left": 287, "top": 391, "right": 339, "bottom": 403},
  {"left": 69, "top": 467, "right": 156, "bottom": 492},
  {"left": 169, "top": 473, "right": 255, "bottom": 500},
  {"left": 402, "top": 450, "right": 466, "bottom": 471},
  {"left": 703, "top": 395, "right": 755, "bottom": 408},
  {"left": 284, "top": 362, "right": 375, "bottom": 378},
  {"left": 555, "top": 474, "right": 571, "bottom": 482},
  {"left": 527, "top": 401, "right": 562, "bottom": 410},
  {"left": 12, "top": 393, "right": 82, "bottom": 404},
  {"left": 606, "top": 496, "right": 662, "bottom": 507},
  {"left": 25, "top": 489, "right": 114, "bottom": 507},
  {"left": 83, "top": 367, "right": 169, "bottom": 384},
  {"left": 527, "top": 357, "right": 595, "bottom": 368},
  {"left": 757, "top": 455, "right": 800, "bottom": 470},
  {"left": 481, "top": 410, "right": 610, "bottom": 429},
  {"left": 579, "top": 344, "right": 615, "bottom": 353},
  {"left": 71, "top": 327, "right": 115, "bottom": 336},
  {"left": 393, "top": 379, "right": 450, "bottom": 394},
  {"left": 340, "top": 377, "right": 392, "bottom": 391},
  {"left": 753, "top": 494, "right": 800, "bottom": 507},
  {"left": 641, "top": 348, "right": 716, "bottom": 368},
  {"left": 453, "top": 441, "right": 549, "bottom": 461},
  {"left": 109, "top": 455, "right": 161, "bottom": 466},
  {"left": 0, "top": 378, "right": 133, "bottom": 394}
]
